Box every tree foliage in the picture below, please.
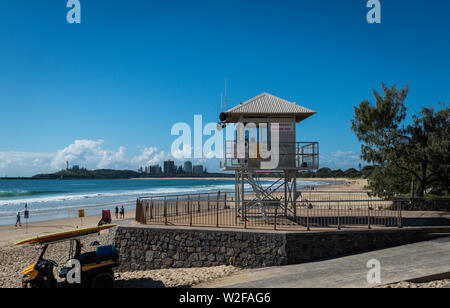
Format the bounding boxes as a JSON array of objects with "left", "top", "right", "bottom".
[
  {"left": 298, "top": 166, "right": 374, "bottom": 179},
  {"left": 351, "top": 83, "right": 449, "bottom": 197}
]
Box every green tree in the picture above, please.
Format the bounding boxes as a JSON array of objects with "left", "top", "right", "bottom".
[
  {"left": 351, "top": 83, "right": 449, "bottom": 197},
  {"left": 407, "top": 107, "right": 449, "bottom": 195}
]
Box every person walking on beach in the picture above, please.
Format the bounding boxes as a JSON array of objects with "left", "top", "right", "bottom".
[
  {"left": 120, "top": 205, "right": 125, "bottom": 219},
  {"left": 15, "top": 211, "right": 22, "bottom": 227},
  {"left": 115, "top": 206, "right": 119, "bottom": 219}
]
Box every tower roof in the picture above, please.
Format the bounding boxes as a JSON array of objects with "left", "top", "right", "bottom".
[{"left": 223, "top": 93, "right": 316, "bottom": 123}]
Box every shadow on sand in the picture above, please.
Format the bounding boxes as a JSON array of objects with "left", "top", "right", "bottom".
[{"left": 114, "top": 277, "right": 190, "bottom": 288}]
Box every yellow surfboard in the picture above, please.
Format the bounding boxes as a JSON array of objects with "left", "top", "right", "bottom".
[{"left": 14, "top": 224, "right": 116, "bottom": 246}]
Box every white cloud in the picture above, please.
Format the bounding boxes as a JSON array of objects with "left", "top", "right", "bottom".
[
  {"left": 320, "top": 150, "right": 363, "bottom": 170},
  {"left": 131, "top": 147, "right": 176, "bottom": 166},
  {"left": 172, "top": 144, "right": 193, "bottom": 160},
  {"left": 0, "top": 140, "right": 180, "bottom": 177},
  {"left": 147, "top": 151, "right": 169, "bottom": 165},
  {"left": 130, "top": 147, "right": 158, "bottom": 166},
  {"left": 50, "top": 140, "right": 128, "bottom": 170},
  {"left": 0, "top": 152, "right": 54, "bottom": 176}
]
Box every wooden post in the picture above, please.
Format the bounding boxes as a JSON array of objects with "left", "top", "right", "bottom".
[
  {"left": 398, "top": 201, "right": 403, "bottom": 228},
  {"left": 188, "top": 196, "right": 192, "bottom": 227},
  {"left": 306, "top": 203, "right": 310, "bottom": 231},
  {"left": 216, "top": 196, "right": 219, "bottom": 228},
  {"left": 241, "top": 170, "right": 246, "bottom": 229},
  {"left": 135, "top": 199, "right": 139, "bottom": 222},
  {"left": 235, "top": 171, "right": 239, "bottom": 226},
  {"left": 337, "top": 200, "right": 341, "bottom": 230},
  {"left": 328, "top": 192, "right": 331, "bottom": 210},
  {"left": 164, "top": 197, "right": 168, "bottom": 225},
  {"left": 150, "top": 199, "right": 154, "bottom": 219},
  {"left": 274, "top": 207, "right": 277, "bottom": 231},
  {"left": 244, "top": 201, "right": 247, "bottom": 229},
  {"left": 284, "top": 172, "right": 288, "bottom": 216},
  {"left": 146, "top": 203, "right": 149, "bottom": 224},
  {"left": 293, "top": 174, "right": 297, "bottom": 220},
  {"left": 236, "top": 199, "right": 239, "bottom": 225}
]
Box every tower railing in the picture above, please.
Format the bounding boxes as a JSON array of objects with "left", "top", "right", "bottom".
[
  {"left": 135, "top": 190, "right": 401, "bottom": 231},
  {"left": 222, "top": 141, "right": 319, "bottom": 170}
]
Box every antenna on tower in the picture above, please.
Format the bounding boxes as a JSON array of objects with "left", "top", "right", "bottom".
[
  {"left": 220, "top": 92, "right": 223, "bottom": 112},
  {"left": 224, "top": 77, "right": 228, "bottom": 111}
]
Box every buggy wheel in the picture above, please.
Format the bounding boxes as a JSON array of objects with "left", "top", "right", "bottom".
[{"left": 91, "top": 272, "right": 114, "bottom": 288}]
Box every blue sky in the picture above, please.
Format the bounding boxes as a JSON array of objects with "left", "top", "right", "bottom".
[{"left": 0, "top": 0, "right": 449, "bottom": 176}]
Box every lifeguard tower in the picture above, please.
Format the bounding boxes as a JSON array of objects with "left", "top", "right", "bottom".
[{"left": 219, "top": 93, "right": 319, "bottom": 222}]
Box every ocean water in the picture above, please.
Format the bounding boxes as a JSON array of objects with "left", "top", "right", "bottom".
[{"left": 0, "top": 178, "right": 328, "bottom": 226}]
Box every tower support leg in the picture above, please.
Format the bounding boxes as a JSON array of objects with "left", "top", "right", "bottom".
[
  {"left": 284, "top": 171, "right": 288, "bottom": 216},
  {"left": 235, "top": 171, "right": 239, "bottom": 224},
  {"left": 241, "top": 170, "right": 245, "bottom": 219},
  {"left": 293, "top": 171, "right": 297, "bottom": 219}
]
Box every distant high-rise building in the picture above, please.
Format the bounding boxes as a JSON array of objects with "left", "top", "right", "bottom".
[
  {"left": 164, "top": 160, "right": 176, "bottom": 175},
  {"left": 183, "top": 161, "right": 193, "bottom": 174},
  {"left": 147, "top": 165, "right": 162, "bottom": 175},
  {"left": 193, "top": 165, "right": 204, "bottom": 175}
]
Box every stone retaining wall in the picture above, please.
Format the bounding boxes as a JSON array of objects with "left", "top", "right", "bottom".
[
  {"left": 108, "top": 225, "right": 437, "bottom": 272},
  {"left": 395, "top": 198, "right": 450, "bottom": 212},
  {"left": 284, "top": 230, "right": 432, "bottom": 264}
]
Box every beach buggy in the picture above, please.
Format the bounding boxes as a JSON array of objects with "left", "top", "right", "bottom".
[{"left": 15, "top": 224, "right": 119, "bottom": 288}]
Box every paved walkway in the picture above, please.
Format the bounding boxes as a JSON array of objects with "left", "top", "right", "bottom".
[{"left": 196, "top": 236, "right": 450, "bottom": 288}]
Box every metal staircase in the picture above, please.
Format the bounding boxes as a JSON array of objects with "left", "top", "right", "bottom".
[{"left": 236, "top": 171, "right": 287, "bottom": 223}]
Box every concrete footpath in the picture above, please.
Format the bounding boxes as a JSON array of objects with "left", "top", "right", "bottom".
[{"left": 196, "top": 236, "right": 450, "bottom": 288}]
